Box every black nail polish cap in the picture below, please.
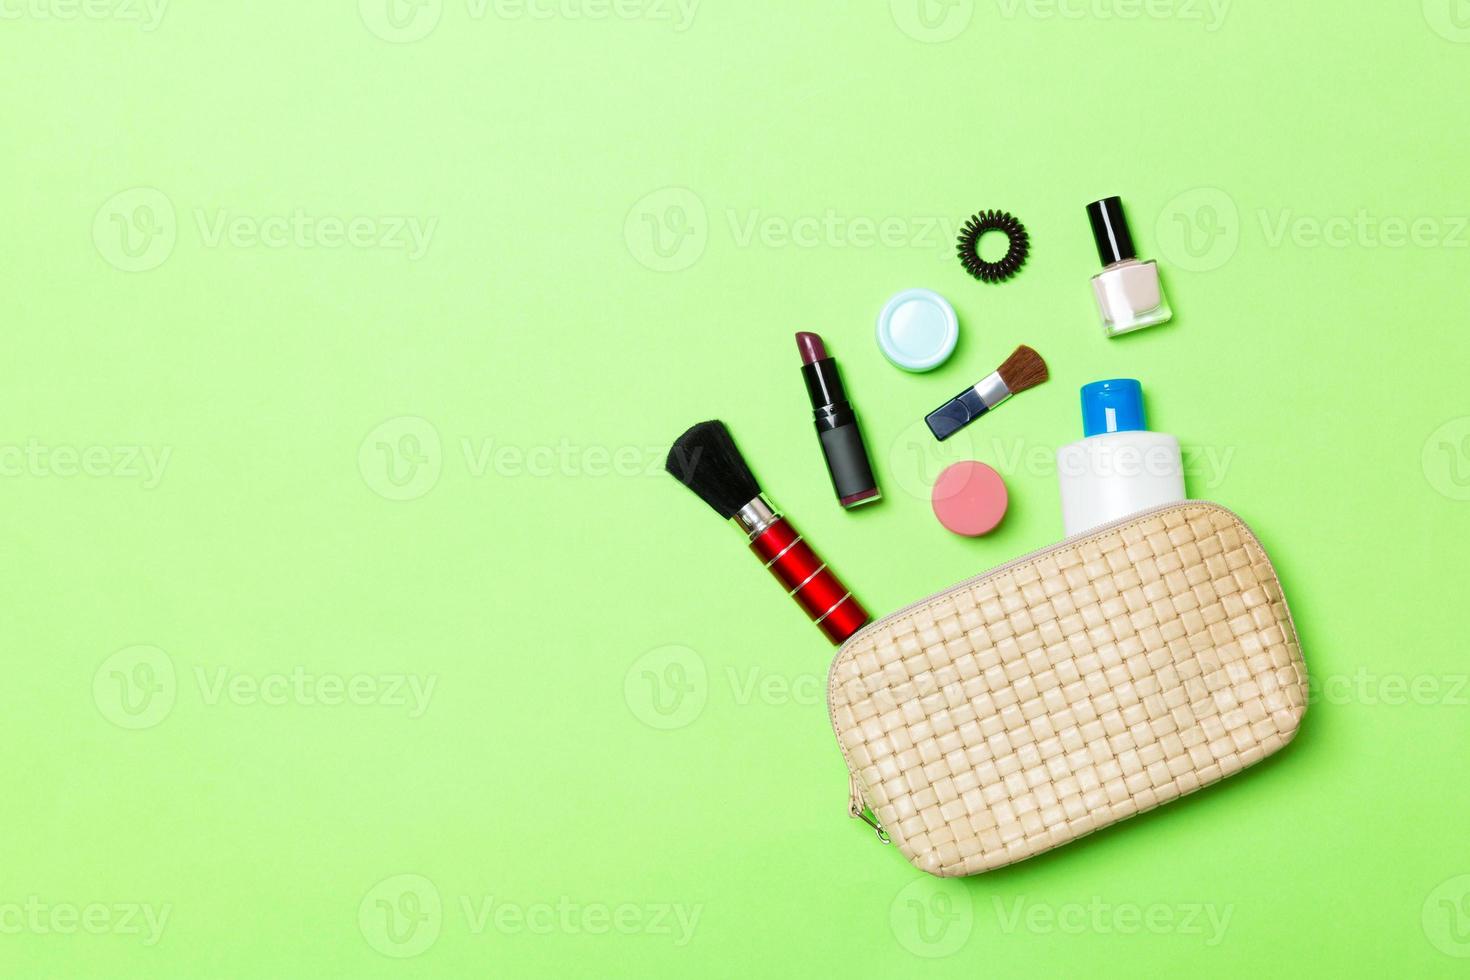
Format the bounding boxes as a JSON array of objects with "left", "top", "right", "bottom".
[{"left": 1087, "top": 196, "right": 1137, "bottom": 267}]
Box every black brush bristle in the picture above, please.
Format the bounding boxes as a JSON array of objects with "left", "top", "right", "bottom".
[{"left": 665, "top": 420, "right": 762, "bottom": 519}]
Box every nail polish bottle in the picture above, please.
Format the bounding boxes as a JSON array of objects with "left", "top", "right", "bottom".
[{"left": 1086, "top": 196, "right": 1172, "bottom": 337}]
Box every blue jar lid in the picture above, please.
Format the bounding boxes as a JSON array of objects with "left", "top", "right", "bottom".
[
  {"left": 876, "top": 288, "right": 958, "bottom": 372},
  {"left": 1081, "top": 379, "right": 1146, "bottom": 436}
]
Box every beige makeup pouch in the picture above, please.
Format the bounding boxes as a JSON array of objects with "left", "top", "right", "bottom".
[{"left": 827, "top": 501, "right": 1307, "bottom": 877}]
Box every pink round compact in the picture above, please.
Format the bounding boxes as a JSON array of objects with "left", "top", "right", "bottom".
[{"left": 931, "top": 461, "right": 1008, "bottom": 536}]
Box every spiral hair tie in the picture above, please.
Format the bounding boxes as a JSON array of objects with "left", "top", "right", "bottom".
[{"left": 956, "top": 209, "right": 1029, "bottom": 283}]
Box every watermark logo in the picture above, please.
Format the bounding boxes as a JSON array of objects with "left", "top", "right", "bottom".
[
  {"left": 624, "top": 645, "right": 707, "bottom": 730},
  {"left": 626, "top": 659, "right": 845, "bottom": 729},
  {"left": 1424, "top": 0, "right": 1470, "bottom": 43},
  {"left": 1155, "top": 187, "right": 1240, "bottom": 272},
  {"left": 360, "top": 874, "right": 443, "bottom": 958},
  {"left": 1423, "top": 874, "right": 1470, "bottom": 957},
  {"left": 1424, "top": 417, "right": 1470, "bottom": 501},
  {"left": 891, "top": 0, "right": 973, "bottom": 42},
  {"left": 93, "top": 188, "right": 176, "bottom": 273},
  {"left": 625, "top": 188, "right": 707, "bottom": 272},
  {"left": 93, "top": 645, "right": 177, "bottom": 730},
  {"left": 360, "top": 0, "right": 443, "bottom": 41},
  {"left": 890, "top": 877, "right": 972, "bottom": 957},
  {"left": 360, "top": 417, "right": 443, "bottom": 501},
  {"left": 886, "top": 418, "right": 975, "bottom": 502}
]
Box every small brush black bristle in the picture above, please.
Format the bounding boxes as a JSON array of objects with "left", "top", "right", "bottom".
[
  {"left": 997, "top": 345, "right": 1049, "bottom": 395},
  {"left": 665, "top": 420, "right": 763, "bottom": 520}
]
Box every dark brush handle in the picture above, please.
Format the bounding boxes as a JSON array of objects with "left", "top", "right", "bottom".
[{"left": 926, "top": 387, "right": 990, "bottom": 441}]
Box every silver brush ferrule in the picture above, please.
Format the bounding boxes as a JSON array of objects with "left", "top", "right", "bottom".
[
  {"left": 974, "top": 370, "right": 1012, "bottom": 410},
  {"left": 732, "top": 495, "right": 780, "bottom": 540}
]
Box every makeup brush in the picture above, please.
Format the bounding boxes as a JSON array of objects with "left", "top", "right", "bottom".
[
  {"left": 924, "top": 345, "right": 1049, "bottom": 441},
  {"left": 666, "top": 420, "right": 870, "bottom": 645}
]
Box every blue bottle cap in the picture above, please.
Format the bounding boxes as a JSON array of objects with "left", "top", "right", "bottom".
[{"left": 1081, "top": 379, "right": 1146, "bottom": 437}]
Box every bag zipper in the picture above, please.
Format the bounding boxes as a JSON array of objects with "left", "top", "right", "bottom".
[
  {"left": 829, "top": 500, "right": 1259, "bottom": 842},
  {"left": 847, "top": 772, "right": 890, "bottom": 843}
]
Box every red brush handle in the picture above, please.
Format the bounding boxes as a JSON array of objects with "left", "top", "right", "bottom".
[{"left": 748, "top": 516, "right": 869, "bottom": 645}]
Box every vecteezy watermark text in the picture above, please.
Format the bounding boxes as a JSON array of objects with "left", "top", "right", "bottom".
[
  {"left": 623, "top": 188, "right": 974, "bottom": 272},
  {"left": 93, "top": 646, "right": 439, "bottom": 730},
  {"left": 93, "top": 188, "right": 437, "bottom": 272},
  {"left": 0, "top": 898, "right": 171, "bottom": 946},
  {"left": 995, "top": 0, "right": 1230, "bottom": 31},
  {"left": 885, "top": 432, "right": 1237, "bottom": 504},
  {"left": 460, "top": 437, "right": 670, "bottom": 479},
  {"left": 1308, "top": 670, "right": 1469, "bottom": 707},
  {"left": 194, "top": 666, "right": 436, "bottom": 717},
  {"left": 625, "top": 646, "right": 840, "bottom": 730},
  {"left": 460, "top": 895, "right": 701, "bottom": 945},
  {"left": 0, "top": 0, "right": 167, "bottom": 30},
  {"left": 1156, "top": 187, "right": 1470, "bottom": 273},
  {"left": 992, "top": 896, "right": 1233, "bottom": 945},
  {"left": 0, "top": 440, "right": 170, "bottom": 488},
  {"left": 358, "top": 0, "right": 699, "bottom": 43},
  {"left": 725, "top": 209, "right": 957, "bottom": 251},
  {"left": 1259, "top": 209, "right": 1469, "bottom": 250},
  {"left": 193, "top": 209, "right": 436, "bottom": 259},
  {"left": 358, "top": 874, "right": 701, "bottom": 958},
  {"left": 359, "top": 416, "right": 683, "bottom": 501}
]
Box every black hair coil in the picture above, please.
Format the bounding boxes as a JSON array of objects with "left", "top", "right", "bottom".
[{"left": 956, "top": 210, "right": 1029, "bottom": 283}]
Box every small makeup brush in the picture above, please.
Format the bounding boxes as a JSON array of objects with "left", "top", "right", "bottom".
[
  {"left": 925, "top": 345, "right": 1050, "bottom": 441},
  {"left": 666, "top": 420, "right": 870, "bottom": 646}
]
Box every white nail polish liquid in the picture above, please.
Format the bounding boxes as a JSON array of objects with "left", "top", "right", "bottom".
[
  {"left": 1087, "top": 197, "right": 1173, "bottom": 337},
  {"left": 1056, "top": 379, "right": 1185, "bottom": 537}
]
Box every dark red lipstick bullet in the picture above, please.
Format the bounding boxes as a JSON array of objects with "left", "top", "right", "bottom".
[{"left": 797, "top": 331, "right": 881, "bottom": 509}]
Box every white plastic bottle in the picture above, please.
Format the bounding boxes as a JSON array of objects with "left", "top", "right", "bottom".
[{"left": 1056, "top": 379, "right": 1185, "bottom": 537}]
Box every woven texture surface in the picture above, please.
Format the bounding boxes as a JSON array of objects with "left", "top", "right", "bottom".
[{"left": 828, "top": 503, "right": 1307, "bottom": 877}]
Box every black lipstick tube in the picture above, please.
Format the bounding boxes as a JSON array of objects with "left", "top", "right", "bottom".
[{"left": 801, "top": 354, "right": 881, "bottom": 509}]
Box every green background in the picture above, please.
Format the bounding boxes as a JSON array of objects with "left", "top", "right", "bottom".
[{"left": 3, "top": 0, "right": 1469, "bottom": 976}]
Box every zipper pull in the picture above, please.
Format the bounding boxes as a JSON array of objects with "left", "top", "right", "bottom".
[{"left": 847, "top": 773, "right": 890, "bottom": 844}]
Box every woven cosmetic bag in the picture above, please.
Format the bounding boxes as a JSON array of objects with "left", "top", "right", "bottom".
[{"left": 827, "top": 501, "right": 1307, "bottom": 877}]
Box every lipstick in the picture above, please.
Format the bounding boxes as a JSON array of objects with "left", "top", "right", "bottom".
[{"left": 796, "top": 332, "right": 881, "bottom": 509}]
